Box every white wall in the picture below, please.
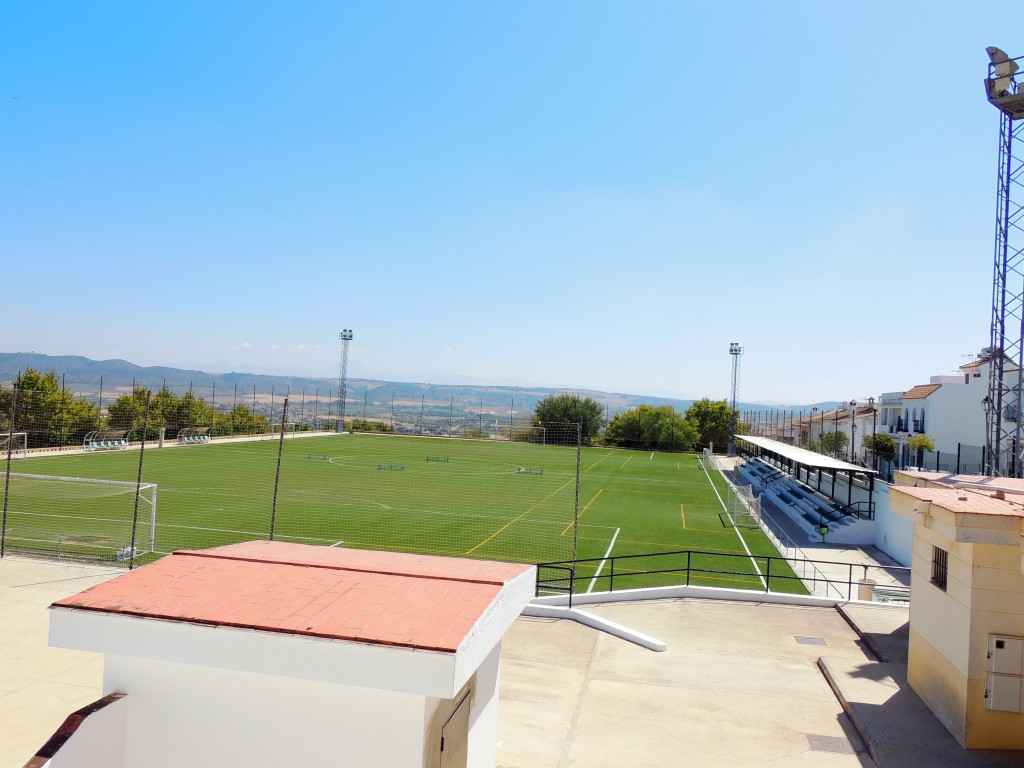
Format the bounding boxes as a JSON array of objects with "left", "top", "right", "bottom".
[
  {"left": 104, "top": 655, "right": 427, "bottom": 768},
  {"left": 467, "top": 643, "right": 502, "bottom": 768},
  {"left": 921, "top": 382, "right": 986, "bottom": 456},
  {"left": 870, "top": 483, "right": 913, "bottom": 566},
  {"left": 50, "top": 696, "right": 128, "bottom": 768}
]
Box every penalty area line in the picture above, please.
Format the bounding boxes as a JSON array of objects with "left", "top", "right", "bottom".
[{"left": 587, "top": 527, "right": 621, "bottom": 593}]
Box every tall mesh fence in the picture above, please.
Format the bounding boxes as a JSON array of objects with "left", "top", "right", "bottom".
[{"left": 1, "top": 371, "right": 582, "bottom": 567}]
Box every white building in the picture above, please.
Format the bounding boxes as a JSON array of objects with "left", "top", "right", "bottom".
[{"left": 41, "top": 541, "right": 536, "bottom": 768}]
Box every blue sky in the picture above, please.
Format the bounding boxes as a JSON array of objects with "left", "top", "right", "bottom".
[{"left": 1, "top": 3, "right": 1017, "bottom": 403}]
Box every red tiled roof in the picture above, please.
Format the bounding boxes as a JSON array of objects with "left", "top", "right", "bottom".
[
  {"left": 52, "top": 542, "right": 533, "bottom": 653},
  {"left": 892, "top": 485, "right": 1024, "bottom": 517},
  {"left": 901, "top": 384, "right": 941, "bottom": 400}
]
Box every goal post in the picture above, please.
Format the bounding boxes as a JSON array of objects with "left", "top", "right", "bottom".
[
  {"left": 0, "top": 432, "right": 27, "bottom": 460},
  {"left": 0, "top": 472, "right": 157, "bottom": 565},
  {"left": 270, "top": 422, "right": 297, "bottom": 438}
]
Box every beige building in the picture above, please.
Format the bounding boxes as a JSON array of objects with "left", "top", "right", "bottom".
[{"left": 890, "top": 471, "right": 1024, "bottom": 748}]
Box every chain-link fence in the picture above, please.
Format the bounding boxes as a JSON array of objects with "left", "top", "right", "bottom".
[{"left": 1, "top": 372, "right": 583, "bottom": 570}]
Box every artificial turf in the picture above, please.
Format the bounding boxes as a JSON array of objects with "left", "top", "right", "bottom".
[{"left": 2, "top": 433, "right": 804, "bottom": 594}]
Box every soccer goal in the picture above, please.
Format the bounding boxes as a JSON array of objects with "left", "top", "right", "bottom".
[
  {"left": 270, "top": 423, "right": 298, "bottom": 438},
  {"left": 729, "top": 484, "right": 762, "bottom": 529},
  {"left": 0, "top": 472, "right": 157, "bottom": 565},
  {"left": 0, "top": 432, "right": 27, "bottom": 460},
  {"left": 178, "top": 426, "right": 212, "bottom": 445}
]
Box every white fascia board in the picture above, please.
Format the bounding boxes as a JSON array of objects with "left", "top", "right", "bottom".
[
  {"left": 50, "top": 607, "right": 459, "bottom": 698},
  {"left": 451, "top": 566, "right": 536, "bottom": 695}
]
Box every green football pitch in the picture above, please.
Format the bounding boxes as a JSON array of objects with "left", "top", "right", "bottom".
[{"left": 3, "top": 433, "right": 803, "bottom": 594}]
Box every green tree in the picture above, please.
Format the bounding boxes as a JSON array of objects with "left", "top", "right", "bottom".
[
  {"left": 863, "top": 433, "right": 897, "bottom": 463},
  {"left": 684, "top": 398, "right": 735, "bottom": 451},
  {"left": 603, "top": 404, "right": 697, "bottom": 451},
  {"left": 106, "top": 388, "right": 158, "bottom": 438},
  {"left": 173, "top": 391, "right": 215, "bottom": 435},
  {"left": 213, "top": 404, "right": 269, "bottom": 436},
  {"left": 0, "top": 368, "right": 101, "bottom": 448},
  {"left": 350, "top": 418, "right": 394, "bottom": 434},
  {"left": 531, "top": 394, "right": 604, "bottom": 444},
  {"left": 818, "top": 431, "right": 849, "bottom": 458},
  {"left": 905, "top": 434, "right": 935, "bottom": 467}
]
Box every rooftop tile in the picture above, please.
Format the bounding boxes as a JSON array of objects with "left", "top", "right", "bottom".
[{"left": 52, "top": 543, "right": 532, "bottom": 653}]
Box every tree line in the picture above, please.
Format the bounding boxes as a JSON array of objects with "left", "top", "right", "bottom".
[
  {"left": 531, "top": 393, "right": 735, "bottom": 452},
  {"left": 0, "top": 368, "right": 271, "bottom": 448},
  {"left": 2, "top": 367, "right": 737, "bottom": 454}
]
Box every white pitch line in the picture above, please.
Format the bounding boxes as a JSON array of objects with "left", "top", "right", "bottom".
[
  {"left": 587, "top": 527, "right": 621, "bottom": 593},
  {"left": 699, "top": 459, "right": 767, "bottom": 590},
  {"left": 649, "top": 452, "right": 654, "bottom": 460},
  {"left": 330, "top": 540, "right": 346, "bottom": 547}
]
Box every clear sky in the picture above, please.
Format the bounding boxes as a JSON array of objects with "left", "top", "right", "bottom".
[{"left": 1, "top": 3, "right": 1018, "bottom": 403}]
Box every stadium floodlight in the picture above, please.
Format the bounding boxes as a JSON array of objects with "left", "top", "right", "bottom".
[
  {"left": 985, "top": 46, "right": 1024, "bottom": 115},
  {"left": 728, "top": 343, "right": 743, "bottom": 456},
  {"left": 984, "top": 47, "right": 1024, "bottom": 474},
  {"left": 338, "top": 329, "right": 353, "bottom": 432},
  {"left": 988, "top": 47, "right": 1019, "bottom": 97}
]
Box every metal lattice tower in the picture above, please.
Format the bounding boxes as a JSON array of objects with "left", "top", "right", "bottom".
[
  {"left": 984, "top": 47, "right": 1024, "bottom": 476},
  {"left": 338, "top": 329, "right": 353, "bottom": 432},
  {"left": 728, "top": 342, "right": 743, "bottom": 455}
]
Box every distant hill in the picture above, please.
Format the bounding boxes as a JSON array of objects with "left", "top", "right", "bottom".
[{"left": 0, "top": 352, "right": 825, "bottom": 418}]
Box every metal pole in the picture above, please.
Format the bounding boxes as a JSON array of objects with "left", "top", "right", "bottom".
[
  {"left": 1, "top": 382, "right": 20, "bottom": 558},
  {"left": 128, "top": 391, "right": 150, "bottom": 571},
  {"left": 270, "top": 398, "right": 289, "bottom": 540}
]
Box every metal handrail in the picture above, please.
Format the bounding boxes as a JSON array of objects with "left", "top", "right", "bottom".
[{"left": 534, "top": 549, "right": 910, "bottom": 606}]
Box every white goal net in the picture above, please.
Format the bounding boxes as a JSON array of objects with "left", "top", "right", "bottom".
[
  {"left": 0, "top": 432, "right": 28, "bottom": 460},
  {"left": 1, "top": 473, "right": 157, "bottom": 565}
]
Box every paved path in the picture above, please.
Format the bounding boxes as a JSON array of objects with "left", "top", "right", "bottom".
[
  {"left": 0, "top": 558, "right": 118, "bottom": 768},
  {"left": 825, "top": 603, "right": 1023, "bottom": 768}
]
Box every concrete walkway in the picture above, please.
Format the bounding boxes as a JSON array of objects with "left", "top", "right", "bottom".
[
  {"left": 0, "top": 558, "right": 118, "bottom": 768},
  {"left": 498, "top": 597, "right": 875, "bottom": 768},
  {"left": 4, "top": 552, "right": 1023, "bottom": 768},
  {"left": 821, "top": 603, "right": 1024, "bottom": 768}
]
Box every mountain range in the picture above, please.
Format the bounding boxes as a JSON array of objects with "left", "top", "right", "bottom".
[{"left": 0, "top": 352, "right": 833, "bottom": 417}]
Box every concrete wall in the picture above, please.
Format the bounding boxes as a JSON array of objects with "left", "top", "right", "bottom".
[
  {"left": 104, "top": 655, "right": 428, "bottom": 767},
  {"left": 870, "top": 483, "right": 913, "bottom": 566},
  {"left": 50, "top": 696, "right": 128, "bottom": 768}
]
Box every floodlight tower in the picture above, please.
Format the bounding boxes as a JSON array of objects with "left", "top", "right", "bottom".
[
  {"left": 338, "top": 329, "right": 353, "bottom": 433},
  {"left": 728, "top": 342, "right": 743, "bottom": 455},
  {"left": 983, "top": 47, "right": 1024, "bottom": 476}
]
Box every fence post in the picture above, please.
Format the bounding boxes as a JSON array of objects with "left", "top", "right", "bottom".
[
  {"left": 128, "top": 393, "right": 151, "bottom": 571},
  {"left": 957, "top": 443, "right": 961, "bottom": 474},
  {"left": 1, "top": 382, "right": 20, "bottom": 559}
]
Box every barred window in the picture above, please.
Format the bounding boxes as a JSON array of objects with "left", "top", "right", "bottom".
[{"left": 931, "top": 546, "right": 948, "bottom": 591}]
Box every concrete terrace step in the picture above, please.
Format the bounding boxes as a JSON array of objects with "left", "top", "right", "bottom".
[{"left": 818, "top": 657, "right": 1023, "bottom": 768}]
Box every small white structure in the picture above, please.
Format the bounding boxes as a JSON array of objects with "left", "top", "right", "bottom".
[
  {"left": 889, "top": 477, "right": 1024, "bottom": 748},
  {"left": 36, "top": 541, "right": 535, "bottom": 768}
]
